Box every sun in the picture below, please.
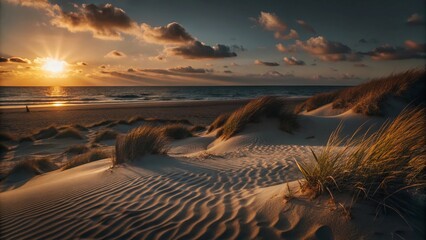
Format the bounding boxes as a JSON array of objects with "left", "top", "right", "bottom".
[{"left": 42, "top": 58, "right": 66, "bottom": 74}]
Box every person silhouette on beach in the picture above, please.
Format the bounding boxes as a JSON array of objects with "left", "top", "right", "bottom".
[{"left": 25, "top": 105, "right": 30, "bottom": 112}]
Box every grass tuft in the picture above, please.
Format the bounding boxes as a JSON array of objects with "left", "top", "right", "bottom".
[
  {"left": 216, "top": 96, "right": 299, "bottom": 139},
  {"left": 55, "top": 127, "right": 83, "bottom": 139},
  {"left": 62, "top": 149, "right": 111, "bottom": 170},
  {"left": 162, "top": 124, "right": 192, "bottom": 139},
  {"left": 94, "top": 129, "right": 118, "bottom": 142},
  {"left": 295, "top": 69, "right": 425, "bottom": 115},
  {"left": 114, "top": 126, "right": 168, "bottom": 165},
  {"left": 19, "top": 136, "right": 34, "bottom": 143},
  {"left": 295, "top": 107, "right": 426, "bottom": 213},
  {"left": 0, "top": 143, "right": 9, "bottom": 154},
  {"left": 33, "top": 126, "right": 58, "bottom": 140},
  {"left": 88, "top": 120, "right": 114, "bottom": 128},
  {"left": 64, "top": 144, "right": 90, "bottom": 155},
  {"left": 0, "top": 132, "right": 15, "bottom": 142},
  {"left": 207, "top": 113, "right": 230, "bottom": 133},
  {"left": 6, "top": 157, "right": 57, "bottom": 177},
  {"left": 190, "top": 125, "right": 206, "bottom": 133}
]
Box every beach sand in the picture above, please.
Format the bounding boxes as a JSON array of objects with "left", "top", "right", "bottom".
[
  {"left": 0, "top": 98, "right": 424, "bottom": 240},
  {"left": 0, "top": 100, "right": 253, "bottom": 138}
]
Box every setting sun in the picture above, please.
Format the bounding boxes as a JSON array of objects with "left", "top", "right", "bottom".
[{"left": 42, "top": 58, "right": 66, "bottom": 74}]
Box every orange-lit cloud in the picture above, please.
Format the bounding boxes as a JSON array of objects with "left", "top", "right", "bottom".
[
  {"left": 254, "top": 60, "right": 279, "bottom": 66},
  {"left": 283, "top": 57, "right": 305, "bottom": 66}
]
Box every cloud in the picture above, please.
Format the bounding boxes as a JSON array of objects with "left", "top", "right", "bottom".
[
  {"left": 362, "top": 41, "right": 426, "bottom": 61},
  {"left": 169, "top": 66, "right": 212, "bottom": 74},
  {"left": 256, "top": 11, "right": 287, "bottom": 32},
  {"left": 76, "top": 61, "right": 87, "bottom": 66},
  {"left": 104, "top": 50, "right": 127, "bottom": 58},
  {"left": 127, "top": 68, "right": 136, "bottom": 72},
  {"left": 276, "top": 43, "right": 288, "bottom": 53},
  {"left": 166, "top": 41, "right": 237, "bottom": 59},
  {"left": 404, "top": 40, "right": 426, "bottom": 52},
  {"left": 0, "top": 57, "right": 9, "bottom": 63},
  {"left": 141, "top": 22, "right": 195, "bottom": 44},
  {"left": 51, "top": 3, "right": 139, "bottom": 40},
  {"left": 296, "top": 36, "right": 351, "bottom": 55},
  {"left": 406, "top": 13, "right": 424, "bottom": 26},
  {"left": 8, "top": 57, "right": 32, "bottom": 64},
  {"left": 224, "top": 70, "right": 233, "bottom": 74},
  {"left": 283, "top": 57, "right": 305, "bottom": 66},
  {"left": 254, "top": 59, "right": 279, "bottom": 66},
  {"left": 275, "top": 29, "right": 299, "bottom": 40},
  {"left": 294, "top": 36, "right": 362, "bottom": 62},
  {"left": 296, "top": 20, "right": 316, "bottom": 34},
  {"left": 5, "top": 0, "right": 58, "bottom": 15}
]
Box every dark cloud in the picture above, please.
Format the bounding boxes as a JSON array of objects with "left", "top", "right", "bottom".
[
  {"left": 296, "top": 36, "right": 351, "bottom": 55},
  {"left": 254, "top": 59, "right": 279, "bottom": 66},
  {"left": 0, "top": 57, "right": 9, "bottom": 62},
  {"left": 52, "top": 3, "right": 138, "bottom": 40},
  {"left": 141, "top": 22, "right": 195, "bottom": 44},
  {"left": 167, "top": 41, "right": 237, "bottom": 59},
  {"left": 224, "top": 70, "right": 233, "bottom": 74},
  {"left": 127, "top": 68, "right": 136, "bottom": 72},
  {"left": 362, "top": 43, "right": 425, "bottom": 60},
  {"left": 76, "top": 61, "right": 87, "bottom": 66},
  {"left": 8, "top": 57, "right": 31, "bottom": 64},
  {"left": 406, "top": 13, "right": 424, "bottom": 26},
  {"left": 295, "top": 36, "right": 362, "bottom": 62},
  {"left": 169, "top": 66, "right": 212, "bottom": 74},
  {"left": 104, "top": 50, "right": 127, "bottom": 58},
  {"left": 283, "top": 57, "right": 305, "bottom": 66},
  {"left": 296, "top": 20, "right": 316, "bottom": 34}
]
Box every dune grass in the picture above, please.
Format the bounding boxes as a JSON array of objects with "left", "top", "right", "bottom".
[
  {"left": 33, "top": 126, "right": 59, "bottom": 140},
  {"left": 295, "top": 69, "right": 425, "bottom": 115},
  {"left": 94, "top": 129, "right": 118, "bottom": 142},
  {"left": 161, "top": 124, "right": 192, "bottom": 139},
  {"left": 207, "top": 113, "right": 230, "bottom": 133},
  {"left": 190, "top": 125, "right": 206, "bottom": 133},
  {"left": 0, "top": 143, "right": 8, "bottom": 154},
  {"left": 55, "top": 127, "right": 83, "bottom": 139},
  {"left": 5, "top": 157, "right": 58, "bottom": 178},
  {"left": 62, "top": 149, "right": 111, "bottom": 170},
  {"left": 72, "top": 124, "right": 88, "bottom": 131},
  {"left": 295, "top": 107, "right": 426, "bottom": 214},
  {"left": 0, "top": 132, "right": 15, "bottom": 142},
  {"left": 114, "top": 126, "right": 168, "bottom": 165},
  {"left": 88, "top": 120, "right": 115, "bottom": 128},
  {"left": 213, "top": 96, "right": 299, "bottom": 140},
  {"left": 18, "top": 136, "right": 34, "bottom": 143},
  {"left": 64, "top": 144, "right": 90, "bottom": 155}
]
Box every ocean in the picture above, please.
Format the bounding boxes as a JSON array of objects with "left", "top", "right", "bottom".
[{"left": 0, "top": 86, "right": 347, "bottom": 108}]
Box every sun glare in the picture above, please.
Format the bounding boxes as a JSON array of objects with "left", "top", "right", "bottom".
[{"left": 42, "top": 58, "right": 66, "bottom": 74}]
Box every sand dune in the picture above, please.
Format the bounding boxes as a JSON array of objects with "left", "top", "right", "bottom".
[{"left": 0, "top": 99, "right": 424, "bottom": 240}]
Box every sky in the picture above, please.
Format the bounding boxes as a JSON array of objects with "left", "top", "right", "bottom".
[{"left": 0, "top": 0, "right": 425, "bottom": 86}]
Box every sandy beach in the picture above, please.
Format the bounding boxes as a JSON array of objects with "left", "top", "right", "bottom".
[
  {"left": 0, "top": 100, "right": 255, "bottom": 138},
  {"left": 0, "top": 71, "right": 425, "bottom": 240}
]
